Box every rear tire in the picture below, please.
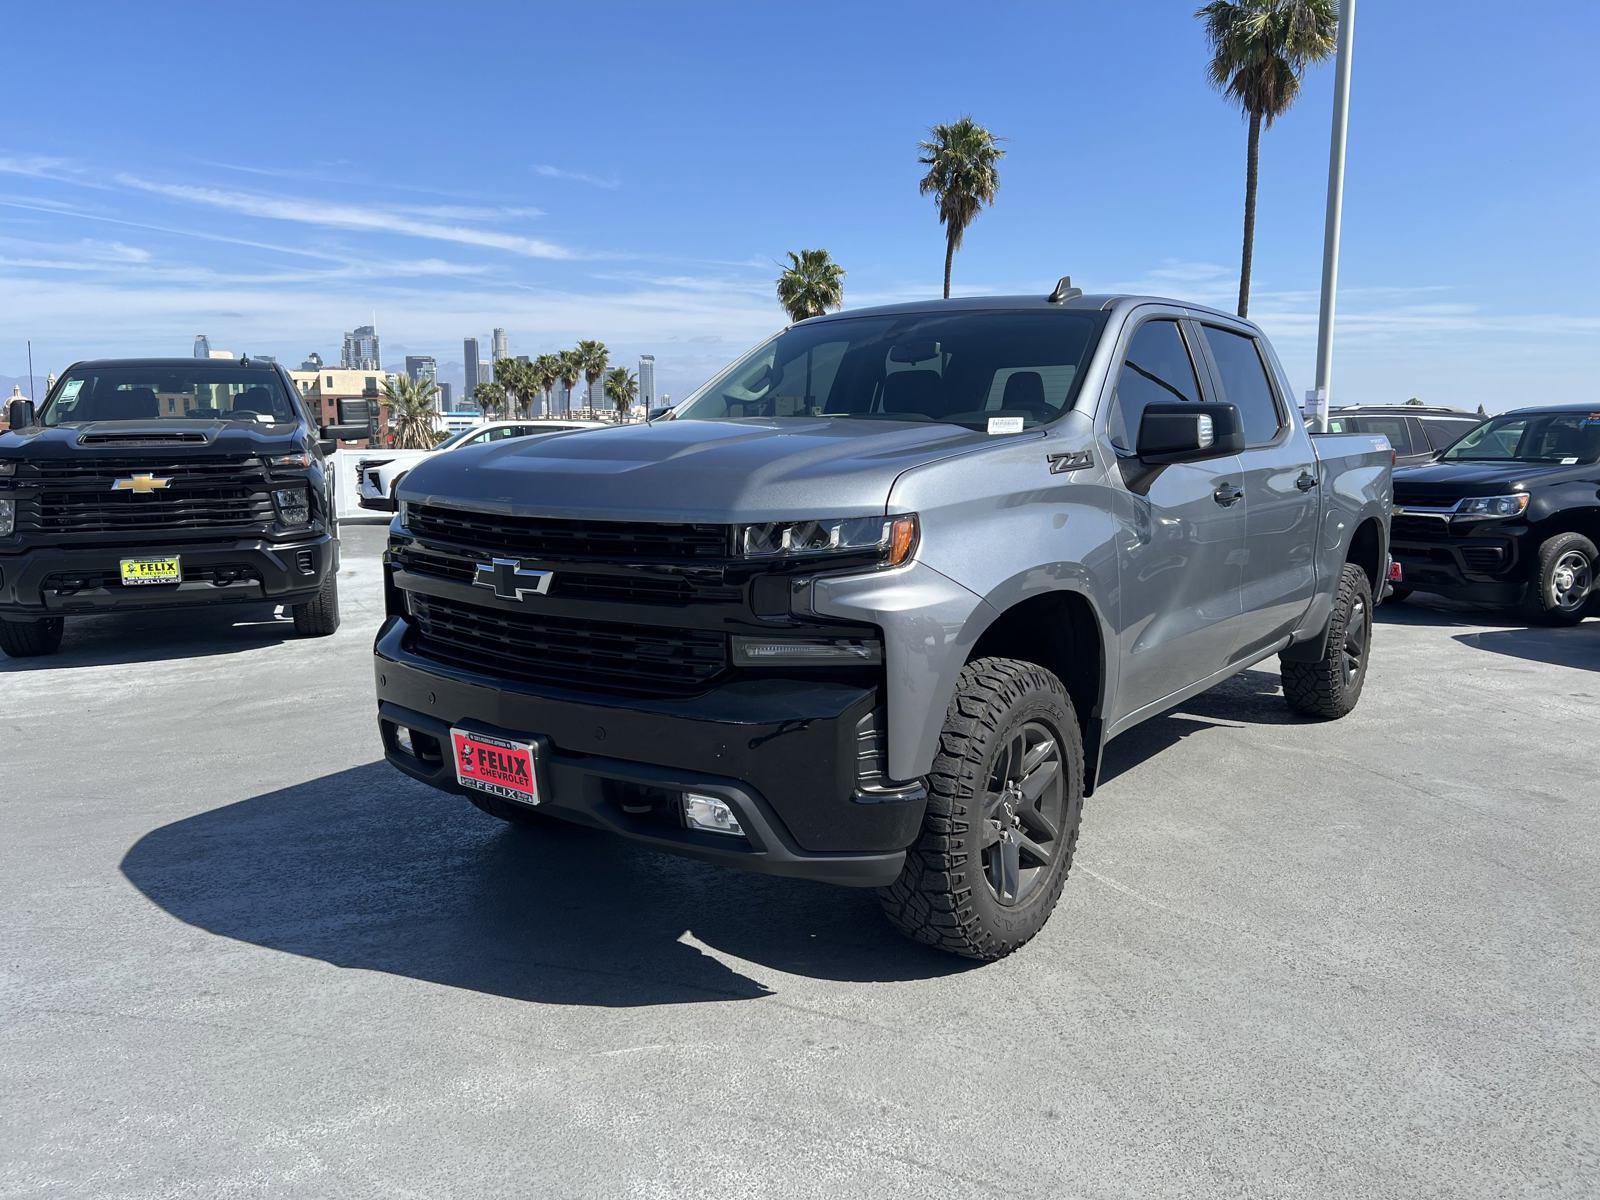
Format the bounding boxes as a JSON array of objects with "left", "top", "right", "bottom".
[
  {"left": 1282, "top": 562, "right": 1373, "bottom": 719},
  {"left": 291, "top": 568, "right": 341, "bottom": 637},
  {"left": 878, "top": 657, "right": 1084, "bottom": 961},
  {"left": 0, "top": 616, "right": 65, "bottom": 659},
  {"left": 465, "top": 791, "right": 563, "bottom": 830},
  {"left": 1523, "top": 532, "right": 1594, "bottom": 626}
]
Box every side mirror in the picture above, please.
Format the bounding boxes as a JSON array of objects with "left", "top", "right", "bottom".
[
  {"left": 319, "top": 422, "right": 369, "bottom": 453},
  {"left": 1136, "top": 402, "right": 1245, "bottom": 464},
  {"left": 646, "top": 406, "right": 675, "bottom": 422},
  {"left": 7, "top": 398, "right": 35, "bottom": 430}
]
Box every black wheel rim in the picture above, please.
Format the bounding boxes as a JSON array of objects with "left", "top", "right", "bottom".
[
  {"left": 1549, "top": 550, "right": 1592, "bottom": 612},
  {"left": 981, "top": 720, "right": 1066, "bottom": 908},
  {"left": 1342, "top": 595, "right": 1369, "bottom": 685}
]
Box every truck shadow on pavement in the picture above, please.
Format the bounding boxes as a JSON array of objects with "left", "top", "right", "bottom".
[
  {"left": 1451, "top": 625, "right": 1600, "bottom": 671},
  {"left": 0, "top": 604, "right": 297, "bottom": 672},
  {"left": 120, "top": 762, "right": 974, "bottom": 1006}
]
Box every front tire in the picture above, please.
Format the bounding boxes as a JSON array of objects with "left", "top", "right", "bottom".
[
  {"left": 291, "top": 568, "right": 341, "bottom": 637},
  {"left": 878, "top": 657, "right": 1085, "bottom": 961},
  {"left": 0, "top": 616, "right": 65, "bottom": 659},
  {"left": 1282, "top": 562, "right": 1373, "bottom": 719},
  {"left": 1523, "top": 532, "right": 1594, "bottom": 626}
]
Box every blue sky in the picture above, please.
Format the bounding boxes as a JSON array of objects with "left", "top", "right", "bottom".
[{"left": 3, "top": 1, "right": 1596, "bottom": 410}]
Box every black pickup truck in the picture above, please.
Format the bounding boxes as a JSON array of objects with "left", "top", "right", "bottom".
[
  {"left": 1391, "top": 404, "right": 1600, "bottom": 623},
  {"left": 0, "top": 358, "right": 364, "bottom": 657}
]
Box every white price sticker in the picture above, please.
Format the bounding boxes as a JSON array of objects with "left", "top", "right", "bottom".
[{"left": 987, "top": 416, "right": 1025, "bottom": 435}]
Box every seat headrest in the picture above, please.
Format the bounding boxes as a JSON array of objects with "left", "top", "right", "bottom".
[
  {"left": 116, "top": 387, "right": 159, "bottom": 419},
  {"left": 881, "top": 370, "right": 945, "bottom": 416},
  {"left": 232, "top": 387, "right": 276, "bottom": 415},
  {"left": 1001, "top": 371, "right": 1049, "bottom": 416}
]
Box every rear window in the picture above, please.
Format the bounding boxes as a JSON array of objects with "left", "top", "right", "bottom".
[
  {"left": 44, "top": 365, "right": 297, "bottom": 425},
  {"left": 1200, "top": 326, "right": 1284, "bottom": 446}
]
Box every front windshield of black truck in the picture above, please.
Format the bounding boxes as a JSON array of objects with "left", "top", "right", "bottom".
[
  {"left": 42, "top": 365, "right": 298, "bottom": 426},
  {"left": 1441, "top": 411, "right": 1600, "bottom": 464},
  {"left": 674, "top": 310, "right": 1104, "bottom": 430}
]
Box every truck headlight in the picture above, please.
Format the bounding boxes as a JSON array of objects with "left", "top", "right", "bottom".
[
  {"left": 1456, "top": 494, "right": 1529, "bottom": 518},
  {"left": 737, "top": 514, "right": 918, "bottom": 565},
  {"left": 273, "top": 487, "right": 310, "bottom": 527},
  {"left": 0, "top": 460, "right": 16, "bottom": 476},
  {"left": 0, "top": 498, "right": 13, "bottom": 536}
]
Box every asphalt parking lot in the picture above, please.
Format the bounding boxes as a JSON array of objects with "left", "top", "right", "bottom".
[{"left": 3, "top": 520, "right": 1597, "bottom": 1199}]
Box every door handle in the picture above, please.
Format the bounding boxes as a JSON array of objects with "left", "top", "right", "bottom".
[
  {"left": 1295, "top": 471, "right": 1319, "bottom": 492},
  {"left": 1213, "top": 484, "right": 1244, "bottom": 507}
]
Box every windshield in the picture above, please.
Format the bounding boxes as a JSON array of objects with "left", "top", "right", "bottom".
[
  {"left": 434, "top": 428, "right": 477, "bottom": 450},
  {"left": 674, "top": 310, "right": 1105, "bottom": 430},
  {"left": 1441, "top": 411, "right": 1600, "bottom": 464},
  {"left": 42, "top": 364, "right": 298, "bottom": 426}
]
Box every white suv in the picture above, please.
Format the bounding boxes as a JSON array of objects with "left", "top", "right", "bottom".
[{"left": 356, "top": 420, "right": 602, "bottom": 511}]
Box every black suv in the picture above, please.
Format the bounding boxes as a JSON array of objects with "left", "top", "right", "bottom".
[
  {"left": 1391, "top": 404, "right": 1600, "bottom": 623},
  {"left": 0, "top": 357, "right": 365, "bottom": 657},
  {"left": 1324, "top": 405, "right": 1483, "bottom": 466}
]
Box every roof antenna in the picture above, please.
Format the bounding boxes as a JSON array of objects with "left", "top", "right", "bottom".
[{"left": 1048, "top": 275, "right": 1082, "bottom": 303}]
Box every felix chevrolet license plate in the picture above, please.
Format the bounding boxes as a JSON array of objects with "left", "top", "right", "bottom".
[
  {"left": 450, "top": 728, "right": 540, "bottom": 805},
  {"left": 119, "top": 556, "right": 182, "bottom": 586}
]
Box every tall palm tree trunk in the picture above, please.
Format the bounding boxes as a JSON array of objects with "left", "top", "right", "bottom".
[
  {"left": 942, "top": 233, "right": 955, "bottom": 300},
  {"left": 1238, "top": 109, "right": 1261, "bottom": 318}
]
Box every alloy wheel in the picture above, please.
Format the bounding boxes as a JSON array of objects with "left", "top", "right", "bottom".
[
  {"left": 1342, "top": 594, "right": 1369, "bottom": 686},
  {"left": 981, "top": 720, "right": 1066, "bottom": 907},
  {"left": 1549, "top": 550, "right": 1592, "bottom": 612}
]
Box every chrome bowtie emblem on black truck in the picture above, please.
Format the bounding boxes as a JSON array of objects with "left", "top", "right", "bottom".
[{"left": 473, "top": 557, "right": 553, "bottom": 601}]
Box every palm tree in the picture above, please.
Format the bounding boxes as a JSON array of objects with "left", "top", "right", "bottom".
[
  {"left": 472, "top": 380, "right": 508, "bottom": 419},
  {"left": 532, "top": 353, "right": 561, "bottom": 417},
  {"left": 917, "top": 116, "right": 1005, "bottom": 299},
  {"left": 575, "top": 339, "right": 608, "bottom": 412},
  {"left": 492, "top": 357, "right": 528, "bottom": 417},
  {"left": 556, "top": 350, "right": 583, "bottom": 417},
  {"left": 1197, "top": 0, "right": 1337, "bottom": 317},
  {"left": 604, "top": 366, "right": 638, "bottom": 420},
  {"left": 776, "top": 249, "right": 846, "bottom": 323},
  {"left": 382, "top": 374, "right": 441, "bottom": 449}
]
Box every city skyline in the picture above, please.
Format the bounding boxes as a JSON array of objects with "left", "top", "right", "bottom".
[{"left": 2, "top": 3, "right": 1597, "bottom": 412}]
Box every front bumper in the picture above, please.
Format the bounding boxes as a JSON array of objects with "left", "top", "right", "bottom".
[
  {"left": 0, "top": 533, "right": 335, "bottom": 617},
  {"left": 358, "top": 494, "right": 397, "bottom": 513},
  {"left": 1390, "top": 512, "right": 1532, "bottom": 602},
  {"left": 374, "top": 616, "right": 926, "bottom": 887}
]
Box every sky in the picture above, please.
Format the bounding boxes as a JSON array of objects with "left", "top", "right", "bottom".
[{"left": 3, "top": 1, "right": 1597, "bottom": 412}]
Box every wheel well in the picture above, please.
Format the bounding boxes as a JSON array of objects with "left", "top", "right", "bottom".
[
  {"left": 1532, "top": 507, "right": 1600, "bottom": 547},
  {"left": 968, "top": 591, "right": 1105, "bottom": 788},
  {"left": 389, "top": 470, "right": 409, "bottom": 497},
  {"left": 1348, "top": 518, "right": 1382, "bottom": 590}
]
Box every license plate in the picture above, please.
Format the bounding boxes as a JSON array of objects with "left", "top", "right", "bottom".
[
  {"left": 450, "top": 728, "right": 540, "bottom": 805},
  {"left": 119, "top": 556, "right": 182, "bottom": 586}
]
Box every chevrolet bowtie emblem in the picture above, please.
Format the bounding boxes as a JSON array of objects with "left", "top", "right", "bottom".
[
  {"left": 111, "top": 473, "right": 173, "bottom": 494},
  {"left": 473, "top": 557, "right": 554, "bottom": 601}
]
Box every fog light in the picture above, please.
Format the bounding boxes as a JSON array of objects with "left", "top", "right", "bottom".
[
  {"left": 682, "top": 792, "right": 744, "bottom": 836},
  {"left": 0, "top": 498, "right": 13, "bottom": 537},
  {"left": 732, "top": 636, "right": 882, "bottom": 666},
  {"left": 394, "top": 726, "right": 416, "bottom": 757}
]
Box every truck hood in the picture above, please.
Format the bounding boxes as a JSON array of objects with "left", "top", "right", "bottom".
[
  {"left": 1394, "top": 458, "right": 1596, "bottom": 502},
  {"left": 400, "top": 417, "right": 1020, "bottom": 522},
  {"left": 0, "top": 419, "right": 303, "bottom": 462}
]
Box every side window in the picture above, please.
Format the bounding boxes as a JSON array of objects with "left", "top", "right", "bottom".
[
  {"left": 1200, "top": 326, "right": 1284, "bottom": 447},
  {"left": 1108, "top": 320, "right": 1202, "bottom": 452},
  {"left": 1355, "top": 416, "right": 1413, "bottom": 455}
]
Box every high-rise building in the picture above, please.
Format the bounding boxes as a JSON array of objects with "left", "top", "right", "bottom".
[
  {"left": 300, "top": 352, "right": 324, "bottom": 371},
  {"left": 342, "top": 325, "right": 381, "bottom": 370},
  {"left": 439, "top": 382, "right": 453, "bottom": 410},
  {"left": 638, "top": 354, "right": 656, "bottom": 408},
  {"left": 463, "top": 338, "right": 480, "bottom": 399},
  {"left": 491, "top": 327, "right": 508, "bottom": 371},
  {"left": 193, "top": 334, "right": 210, "bottom": 359},
  {"left": 404, "top": 355, "right": 438, "bottom": 385}
]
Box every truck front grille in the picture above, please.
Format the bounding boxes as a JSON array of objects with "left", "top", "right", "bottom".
[
  {"left": 406, "top": 503, "right": 730, "bottom": 562},
  {"left": 407, "top": 594, "right": 728, "bottom": 698},
  {"left": 17, "top": 456, "right": 275, "bottom": 536},
  {"left": 1392, "top": 512, "right": 1453, "bottom": 541},
  {"left": 393, "top": 543, "right": 738, "bottom": 607}
]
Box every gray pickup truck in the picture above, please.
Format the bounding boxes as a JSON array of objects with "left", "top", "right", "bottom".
[{"left": 375, "top": 286, "right": 1392, "bottom": 959}]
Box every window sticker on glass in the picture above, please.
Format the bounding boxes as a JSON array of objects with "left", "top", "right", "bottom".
[
  {"left": 57, "top": 380, "right": 83, "bottom": 403},
  {"left": 987, "top": 416, "right": 1024, "bottom": 435},
  {"left": 1561, "top": 457, "right": 1579, "bottom": 464}
]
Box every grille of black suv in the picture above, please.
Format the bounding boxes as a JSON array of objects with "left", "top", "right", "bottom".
[
  {"left": 407, "top": 593, "right": 727, "bottom": 697},
  {"left": 406, "top": 503, "right": 730, "bottom": 562},
  {"left": 18, "top": 457, "right": 275, "bottom": 536},
  {"left": 1392, "top": 512, "right": 1453, "bottom": 541}
]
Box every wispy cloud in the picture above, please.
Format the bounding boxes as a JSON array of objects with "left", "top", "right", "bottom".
[
  {"left": 534, "top": 164, "right": 620, "bottom": 190},
  {"left": 113, "top": 174, "right": 577, "bottom": 259},
  {"left": 389, "top": 202, "right": 545, "bottom": 221}
]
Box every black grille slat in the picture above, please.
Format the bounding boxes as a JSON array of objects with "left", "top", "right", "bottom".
[
  {"left": 394, "top": 543, "right": 730, "bottom": 606},
  {"left": 408, "top": 595, "right": 727, "bottom": 698},
  {"left": 408, "top": 504, "right": 728, "bottom": 562},
  {"left": 14, "top": 456, "right": 275, "bottom": 535},
  {"left": 1392, "top": 513, "right": 1452, "bottom": 541}
]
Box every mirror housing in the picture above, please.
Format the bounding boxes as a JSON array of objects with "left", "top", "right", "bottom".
[
  {"left": 1136, "top": 402, "right": 1244, "bottom": 464},
  {"left": 645, "top": 405, "right": 676, "bottom": 422},
  {"left": 319, "top": 422, "right": 369, "bottom": 454},
  {"left": 6, "top": 398, "right": 35, "bottom": 431}
]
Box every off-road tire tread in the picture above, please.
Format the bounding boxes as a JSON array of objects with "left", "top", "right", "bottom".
[
  {"left": 292, "top": 568, "right": 341, "bottom": 637},
  {"left": 878, "top": 657, "right": 1083, "bottom": 962},
  {"left": 1523, "top": 531, "right": 1595, "bottom": 627},
  {"left": 1282, "top": 562, "right": 1371, "bottom": 718},
  {"left": 0, "top": 617, "right": 64, "bottom": 658}
]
